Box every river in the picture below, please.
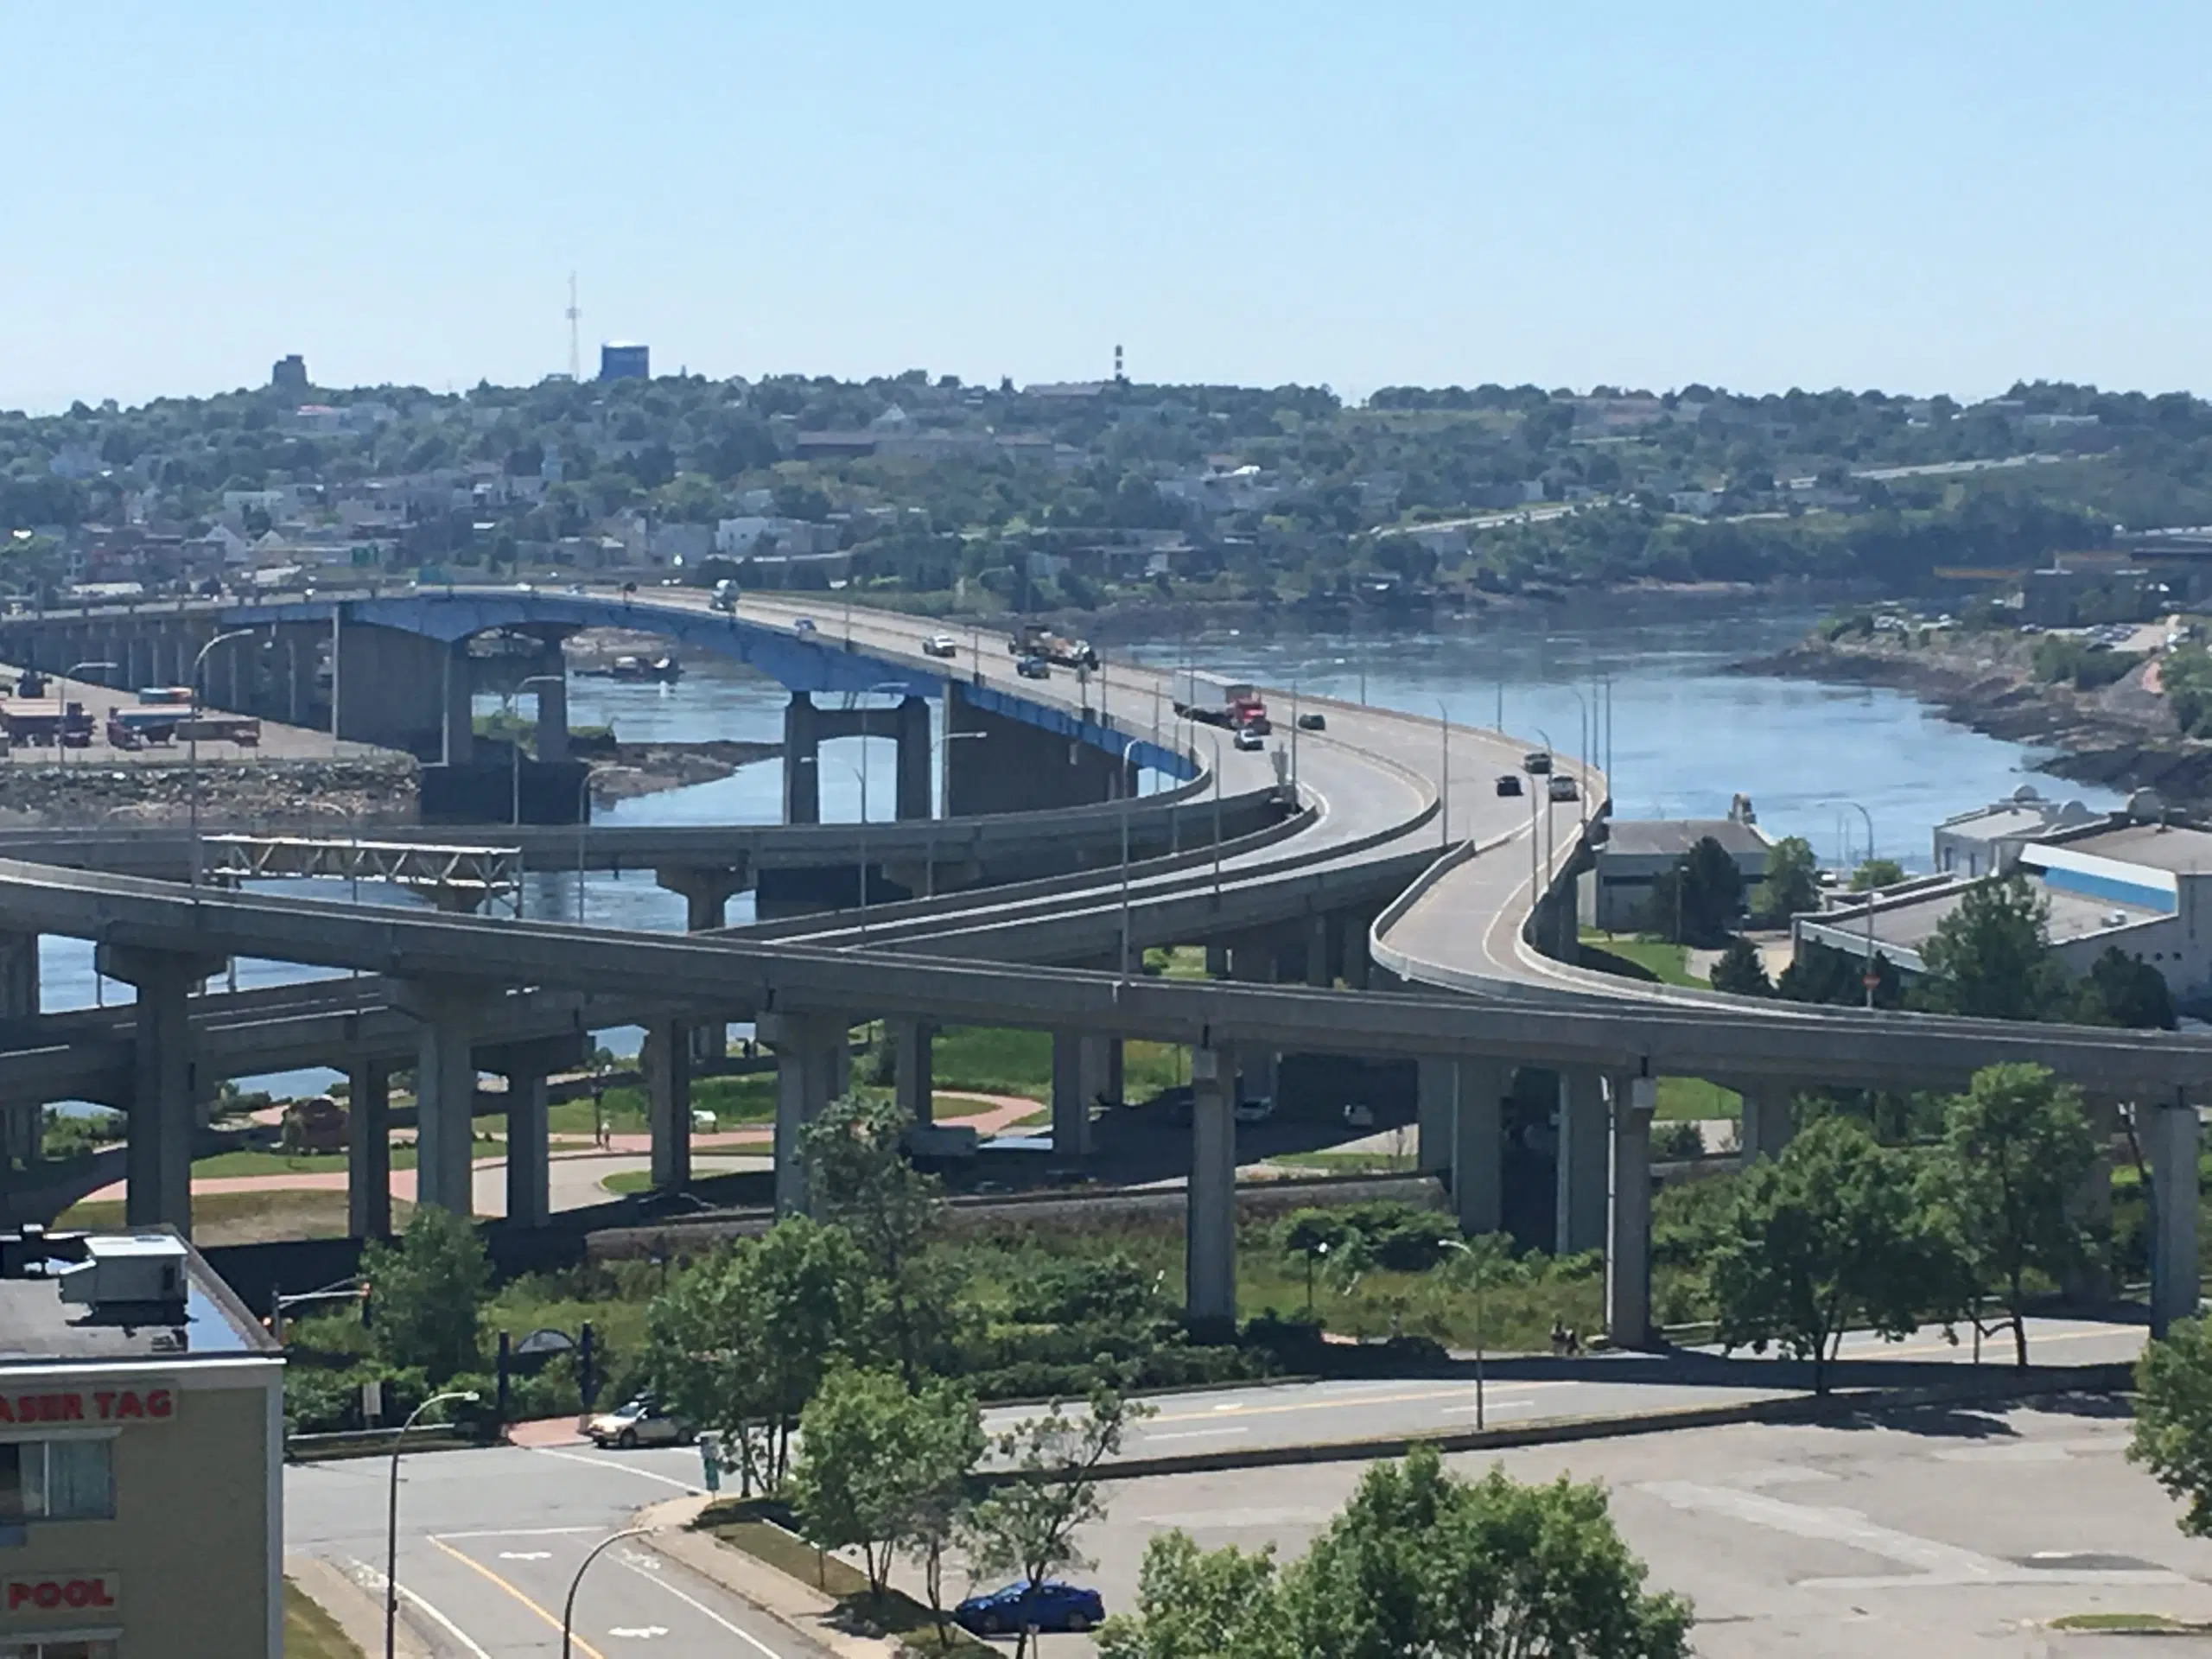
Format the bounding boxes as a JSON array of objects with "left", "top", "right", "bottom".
[{"left": 38, "top": 595, "right": 2124, "bottom": 1101}]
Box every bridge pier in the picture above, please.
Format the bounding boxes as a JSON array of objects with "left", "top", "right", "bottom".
[
  {"left": 893, "top": 1018, "right": 934, "bottom": 1124},
  {"left": 1737, "top": 1084, "right": 1794, "bottom": 1163},
  {"left": 657, "top": 865, "right": 751, "bottom": 1065},
  {"left": 494, "top": 1037, "right": 575, "bottom": 1228},
  {"left": 0, "top": 930, "right": 39, "bottom": 1021},
  {"left": 763, "top": 1010, "right": 848, "bottom": 1215},
  {"left": 1341, "top": 910, "right": 1373, "bottom": 990},
  {"left": 1050, "top": 1033, "right": 1117, "bottom": 1156},
  {"left": 2146, "top": 1090, "right": 2200, "bottom": 1337},
  {"left": 1187, "top": 1044, "right": 1236, "bottom": 1338},
  {"left": 642, "top": 1019, "right": 692, "bottom": 1192},
  {"left": 893, "top": 695, "right": 931, "bottom": 822},
  {"left": 346, "top": 1059, "right": 392, "bottom": 1240},
  {"left": 1605, "top": 1073, "right": 1657, "bottom": 1349},
  {"left": 1226, "top": 938, "right": 1280, "bottom": 1104},
  {"left": 784, "top": 694, "right": 822, "bottom": 825},
  {"left": 1416, "top": 1058, "right": 1455, "bottom": 1175},
  {"left": 1305, "top": 913, "right": 1333, "bottom": 988},
  {"left": 1556, "top": 1067, "right": 1608, "bottom": 1255},
  {"left": 1452, "top": 1060, "right": 1508, "bottom": 1236},
  {"left": 100, "top": 945, "right": 218, "bottom": 1234},
  {"left": 397, "top": 981, "right": 486, "bottom": 1217},
  {"left": 533, "top": 673, "right": 569, "bottom": 763},
  {"left": 441, "top": 645, "right": 474, "bottom": 766}
]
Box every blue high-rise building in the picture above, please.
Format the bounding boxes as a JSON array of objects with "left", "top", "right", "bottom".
[{"left": 599, "top": 341, "right": 650, "bottom": 381}]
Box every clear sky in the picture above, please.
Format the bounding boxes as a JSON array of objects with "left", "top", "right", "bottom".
[{"left": 7, "top": 3, "right": 2210, "bottom": 410}]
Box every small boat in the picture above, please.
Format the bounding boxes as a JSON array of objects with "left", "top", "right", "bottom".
[{"left": 584, "top": 654, "right": 682, "bottom": 683}]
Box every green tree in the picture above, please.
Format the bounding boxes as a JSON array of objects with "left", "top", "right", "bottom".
[
  {"left": 1645, "top": 836, "right": 1745, "bottom": 945},
  {"left": 2069, "top": 946, "right": 2177, "bottom": 1029},
  {"left": 1755, "top": 834, "right": 1821, "bottom": 923},
  {"left": 1924, "top": 1064, "right": 2098, "bottom": 1367},
  {"left": 801, "top": 1094, "right": 965, "bottom": 1385},
  {"left": 1849, "top": 856, "right": 1906, "bottom": 890},
  {"left": 1707, "top": 936, "right": 1773, "bottom": 996},
  {"left": 2131, "top": 1319, "right": 2212, "bottom": 1536},
  {"left": 1706, "top": 1116, "right": 1952, "bottom": 1392},
  {"left": 962, "top": 1386, "right": 1152, "bottom": 1656},
  {"left": 361, "top": 1207, "right": 490, "bottom": 1383},
  {"left": 787, "top": 1365, "right": 983, "bottom": 1601},
  {"left": 1776, "top": 937, "right": 1904, "bottom": 1009},
  {"left": 1914, "top": 874, "right": 2065, "bottom": 1020},
  {"left": 1098, "top": 1533, "right": 1283, "bottom": 1659}
]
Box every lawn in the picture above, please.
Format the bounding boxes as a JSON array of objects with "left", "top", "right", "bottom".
[
  {"left": 1267, "top": 1149, "right": 1417, "bottom": 1175},
  {"left": 931, "top": 1026, "right": 1185, "bottom": 1101},
  {"left": 1578, "top": 931, "right": 1700, "bottom": 988},
  {"left": 548, "top": 1071, "right": 779, "bottom": 1135},
  {"left": 1656, "top": 1077, "right": 1741, "bottom": 1122},
  {"left": 60, "top": 1190, "right": 416, "bottom": 1246},
  {"left": 192, "top": 1146, "right": 422, "bottom": 1177},
  {"left": 284, "top": 1580, "right": 363, "bottom": 1657}
]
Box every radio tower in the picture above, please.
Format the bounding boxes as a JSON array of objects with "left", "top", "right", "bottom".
[{"left": 565, "top": 272, "right": 582, "bottom": 381}]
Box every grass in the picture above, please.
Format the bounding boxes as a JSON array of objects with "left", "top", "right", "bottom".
[
  {"left": 931, "top": 1026, "right": 1185, "bottom": 1100},
  {"left": 192, "top": 1146, "right": 423, "bottom": 1177},
  {"left": 1579, "top": 930, "right": 1700, "bottom": 988},
  {"left": 1268, "top": 1150, "right": 1416, "bottom": 1175},
  {"left": 548, "top": 1071, "right": 779, "bottom": 1135},
  {"left": 283, "top": 1579, "right": 364, "bottom": 1657},
  {"left": 1656, "top": 1077, "right": 1741, "bottom": 1122},
  {"left": 60, "top": 1190, "right": 416, "bottom": 1246}
]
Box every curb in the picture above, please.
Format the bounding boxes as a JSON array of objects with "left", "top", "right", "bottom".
[
  {"left": 1044, "top": 1362, "right": 2136, "bottom": 1484},
  {"left": 287, "top": 1552, "right": 431, "bottom": 1659},
  {"left": 632, "top": 1496, "right": 903, "bottom": 1659}
]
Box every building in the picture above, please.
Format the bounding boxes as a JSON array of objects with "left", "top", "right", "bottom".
[
  {"left": 599, "top": 342, "right": 650, "bottom": 381},
  {"left": 0, "top": 1227, "right": 283, "bottom": 1658},
  {"left": 1933, "top": 786, "right": 2104, "bottom": 878},
  {"left": 1586, "top": 816, "right": 1772, "bottom": 931},
  {"left": 269, "top": 354, "right": 308, "bottom": 394}
]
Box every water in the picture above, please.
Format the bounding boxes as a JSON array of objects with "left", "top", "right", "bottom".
[{"left": 41, "top": 597, "right": 2122, "bottom": 1106}]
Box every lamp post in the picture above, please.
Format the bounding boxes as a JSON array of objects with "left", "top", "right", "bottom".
[
  {"left": 385, "top": 1389, "right": 481, "bottom": 1659},
  {"left": 1827, "top": 798, "right": 1879, "bottom": 1007},
  {"left": 563, "top": 1528, "right": 658, "bottom": 1657},
  {"left": 1119, "top": 736, "right": 1142, "bottom": 982},
  {"left": 512, "top": 674, "right": 563, "bottom": 828},
  {"left": 575, "top": 767, "right": 594, "bottom": 923},
  {"left": 1532, "top": 725, "right": 1554, "bottom": 898},
  {"left": 60, "top": 660, "right": 117, "bottom": 767},
  {"left": 1288, "top": 679, "right": 1300, "bottom": 794},
  {"left": 1435, "top": 698, "right": 1451, "bottom": 850},
  {"left": 1564, "top": 685, "right": 1589, "bottom": 831},
  {"left": 188, "top": 628, "right": 259, "bottom": 889},
  {"left": 1440, "top": 1237, "right": 1491, "bottom": 1430}
]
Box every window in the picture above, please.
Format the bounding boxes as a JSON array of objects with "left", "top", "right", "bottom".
[
  {"left": 0, "top": 1642, "right": 119, "bottom": 1658},
  {"left": 0, "top": 1439, "right": 111, "bottom": 1522}
]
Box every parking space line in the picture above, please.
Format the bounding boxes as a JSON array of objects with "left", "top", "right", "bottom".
[
  {"left": 620, "top": 1552, "right": 785, "bottom": 1657},
  {"left": 429, "top": 1535, "right": 608, "bottom": 1659}
]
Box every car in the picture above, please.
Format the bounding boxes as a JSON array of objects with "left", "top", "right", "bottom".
[
  {"left": 923, "top": 632, "right": 958, "bottom": 658},
  {"left": 1495, "top": 772, "right": 1522, "bottom": 797},
  {"left": 1233, "top": 726, "right": 1266, "bottom": 752},
  {"left": 1342, "top": 1102, "right": 1376, "bottom": 1129},
  {"left": 956, "top": 1581, "right": 1105, "bottom": 1637},
  {"left": 1016, "top": 654, "right": 1051, "bottom": 679},
  {"left": 1296, "top": 712, "right": 1326, "bottom": 731},
  {"left": 1522, "top": 750, "right": 1553, "bottom": 775},
  {"left": 1233, "top": 1096, "right": 1275, "bottom": 1124},
  {"left": 584, "top": 1395, "right": 690, "bottom": 1449},
  {"left": 1548, "top": 774, "right": 1579, "bottom": 802},
  {"left": 792, "top": 617, "right": 817, "bottom": 634}
]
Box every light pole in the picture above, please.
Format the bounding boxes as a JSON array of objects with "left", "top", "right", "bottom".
[
  {"left": 1532, "top": 725, "right": 1554, "bottom": 896},
  {"left": 1288, "top": 679, "right": 1300, "bottom": 794},
  {"left": 1564, "top": 685, "right": 1589, "bottom": 831},
  {"left": 188, "top": 628, "right": 259, "bottom": 889},
  {"left": 1119, "top": 735, "right": 1142, "bottom": 982},
  {"left": 512, "top": 674, "right": 563, "bottom": 828},
  {"left": 1440, "top": 1237, "right": 1491, "bottom": 1430},
  {"left": 60, "top": 659, "right": 117, "bottom": 766},
  {"left": 385, "top": 1389, "right": 481, "bottom": 1659},
  {"left": 807, "top": 753, "right": 870, "bottom": 938},
  {"left": 563, "top": 1528, "right": 658, "bottom": 1657},
  {"left": 575, "top": 767, "right": 594, "bottom": 922},
  {"left": 1827, "top": 798, "right": 1879, "bottom": 1007},
  {"left": 1435, "top": 698, "right": 1451, "bottom": 849}
]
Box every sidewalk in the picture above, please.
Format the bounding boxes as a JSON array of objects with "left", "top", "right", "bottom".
[{"left": 633, "top": 1494, "right": 904, "bottom": 1659}]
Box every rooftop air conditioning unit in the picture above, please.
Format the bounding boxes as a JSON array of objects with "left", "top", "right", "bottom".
[{"left": 56, "top": 1236, "right": 188, "bottom": 1311}]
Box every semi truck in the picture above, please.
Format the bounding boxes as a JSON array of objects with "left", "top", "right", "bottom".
[
  {"left": 1007, "top": 622, "right": 1099, "bottom": 671},
  {"left": 1172, "top": 669, "right": 1269, "bottom": 734}
]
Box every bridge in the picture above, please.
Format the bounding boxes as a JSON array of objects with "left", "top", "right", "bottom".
[{"left": 0, "top": 584, "right": 2198, "bottom": 1347}]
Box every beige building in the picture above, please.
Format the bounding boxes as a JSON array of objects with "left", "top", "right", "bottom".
[{"left": 0, "top": 1228, "right": 282, "bottom": 1659}]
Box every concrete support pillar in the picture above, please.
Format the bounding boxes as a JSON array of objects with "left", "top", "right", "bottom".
[
  {"left": 643, "top": 1019, "right": 692, "bottom": 1192},
  {"left": 1606, "top": 1073, "right": 1657, "bottom": 1349},
  {"left": 783, "top": 692, "right": 821, "bottom": 825},
  {"left": 286, "top": 638, "right": 302, "bottom": 726},
  {"left": 1204, "top": 943, "right": 1230, "bottom": 979},
  {"left": 656, "top": 865, "right": 749, "bottom": 1067},
  {"left": 403, "top": 982, "right": 483, "bottom": 1217},
  {"left": 441, "top": 645, "right": 474, "bottom": 766},
  {"left": 346, "top": 1059, "right": 391, "bottom": 1241},
  {"left": 500, "top": 1061, "right": 553, "bottom": 1230},
  {"left": 1306, "top": 913, "right": 1332, "bottom": 988},
  {"left": 893, "top": 1018, "right": 935, "bottom": 1125},
  {"left": 1227, "top": 939, "right": 1279, "bottom": 1104},
  {"left": 894, "top": 696, "right": 931, "bottom": 821},
  {"left": 1342, "top": 912, "right": 1373, "bottom": 990},
  {"left": 1738, "top": 1084, "right": 1795, "bottom": 1165},
  {"left": 2067, "top": 1095, "right": 2120, "bottom": 1303},
  {"left": 100, "top": 947, "right": 207, "bottom": 1233},
  {"left": 1187, "top": 1044, "right": 1237, "bottom": 1336},
  {"left": 1052, "top": 1032, "right": 1094, "bottom": 1158},
  {"left": 1556, "top": 1067, "right": 1609, "bottom": 1256},
  {"left": 763, "top": 1010, "right": 846, "bottom": 1215},
  {"left": 2146, "top": 1091, "right": 2200, "bottom": 1338},
  {"left": 1416, "top": 1058, "right": 1457, "bottom": 1176},
  {"left": 0, "top": 931, "right": 37, "bottom": 1021},
  {"left": 533, "top": 672, "right": 569, "bottom": 763},
  {"left": 1453, "top": 1061, "right": 1508, "bottom": 1236},
  {"left": 1103, "top": 1037, "right": 1125, "bottom": 1109}
]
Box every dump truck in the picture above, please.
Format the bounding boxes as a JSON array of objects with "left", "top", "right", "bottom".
[{"left": 1007, "top": 622, "right": 1100, "bottom": 671}]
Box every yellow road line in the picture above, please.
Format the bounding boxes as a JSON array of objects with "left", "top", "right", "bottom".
[{"left": 429, "top": 1535, "right": 607, "bottom": 1659}]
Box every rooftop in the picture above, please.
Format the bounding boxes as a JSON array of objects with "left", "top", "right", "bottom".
[
  {"left": 2044, "top": 821, "right": 2212, "bottom": 876},
  {"left": 1603, "top": 818, "right": 1770, "bottom": 859},
  {"left": 1815, "top": 875, "right": 2168, "bottom": 956},
  {"left": 0, "top": 1229, "right": 274, "bottom": 1369}
]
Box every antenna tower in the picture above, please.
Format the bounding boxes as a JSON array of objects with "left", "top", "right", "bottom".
[
  {"left": 565, "top": 273, "right": 582, "bottom": 381},
  {"left": 1113, "top": 343, "right": 1125, "bottom": 383}
]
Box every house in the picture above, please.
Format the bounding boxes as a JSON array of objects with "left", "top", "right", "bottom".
[
  {"left": 1933, "top": 787, "right": 2104, "bottom": 878},
  {"left": 1585, "top": 817, "right": 1773, "bottom": 931}
]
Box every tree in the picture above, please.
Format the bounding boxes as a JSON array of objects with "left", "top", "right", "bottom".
[
  {"left": 1776, "top": 937, "right": 1904, "bottom": 1009},
  {"left": 361, "top": 1207, "right": 489, "bottom": 1383},
  {"left": 2070, "top": 946, "right": 2177, "bottom": 1030},
  {"left": 1645, "top": 836, "right": 1745, "bottom": 945},
  {"left": 1755, "top": 834, "right": 1821, "bottom": 924},
  {"left": 1848, "top": 856, "right": 1906, "bottom": 891},
  {"left": 787, "top": 1366, "right": 982, "bottom": 1602},
  {"left": 1705, "top": 1116, "right": 1953, "bottom": 1392},
  {"left": 2131, "top": 1319, "right": 2212, "bottom": 1536},
  {"left": 1915, "top": 874, "right": 2065, "bottom": 1020},
  {"left": 962, "top": 1386, "right": 1153, "bottom": 1656},
  {"left": 1924, "top": 1064, "right": 2098, "bottom": 1367},
  {"left": 801, "top": 1094, "right": 965, "bottom": 1385},
  {"left": 1707, "top": 936, "right": 1773, "bottom": 996},
  {"left": 1101, "top": 1444, "right": 1691, "bottom": 1659}
]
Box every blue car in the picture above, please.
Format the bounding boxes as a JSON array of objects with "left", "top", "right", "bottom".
[{"left": 955, "top": 1580, "right": 1105, "bottom": 1636}]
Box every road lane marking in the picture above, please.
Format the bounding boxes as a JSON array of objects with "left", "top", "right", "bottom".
[
  {"left": 500, "top": 1550, "right": 554, "bottom": 1560},
  {"left": 346, "top": 1556, "right": 493, "bottom": 1659},
  {"left": 429, "top": 1534, "right": 609, "bottom": 1659},
  {"left": 435, "top": 1525, "right": 604, "bottom": 1541},
  {"left": 527, "top": 1444, "right": 705, "bottom": 1493},
  {"left": 1147, "top": 1427, "right": 1250, "bottom": 1442},
  {"left": 620, "top": 1552, "right": 785, "bottom": 1656},
  {"left": 1144, "top": 1376, "right": 1573, "bottom": 1427}
]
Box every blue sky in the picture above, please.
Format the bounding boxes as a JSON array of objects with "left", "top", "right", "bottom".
[{"left": 6, "top": 3, "right": 2210, "bottom": 409}]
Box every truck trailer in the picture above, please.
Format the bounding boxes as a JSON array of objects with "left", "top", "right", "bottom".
[{"left": 1171, "top": 669, "right": 1269, "bottom": 734}]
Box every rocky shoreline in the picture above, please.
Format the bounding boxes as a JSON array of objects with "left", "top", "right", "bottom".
[
  {"left": 1741, "top": 634, "right": 2212, "bottom": 807},
  {"left": 586, "top": 739, "right": 781, "bottom": 804}
]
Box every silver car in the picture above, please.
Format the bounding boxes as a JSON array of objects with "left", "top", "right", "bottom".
[{"left": 584, "top": 1395, "right": 690, "bottom": 1449}]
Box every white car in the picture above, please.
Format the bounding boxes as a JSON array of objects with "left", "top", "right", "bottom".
[
  {"left": 1342, "top": 1103, "right": 1376, "bottom": 1129},
  {"left": 1233, "top": 727, "right": 1266, "bottom": 753},
  {"left": 584, "top": 1396, "right": 690, "bottom": 1449},
  {"left": 1233, "top": 1096, "right": 1275, "bottom": 1124},
  {"left": 923, "top": 632, "right": 958, "bottom": 658}
]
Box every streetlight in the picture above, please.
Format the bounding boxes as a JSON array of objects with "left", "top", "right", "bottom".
[
  {"left": 1435, "top": 698, "right": 1451, "bottom": 850},
  {"left": 1119, "top": 735, "right": 1143, "bottom": 982},
  {"left": 563, "top": 1528, "right": 658, "bottom": 1657},
  {"left": 1563, "top": 685, "right": 1589, "bottom": 831},
  {"left": 1440, "top": 1237, "right": 1492, "bottom": 1431},
  {"left": 385, "top": 1389, "right": 481, "bottom": 1659},
  {"left": 1176, "top": 715, "right": 1224, "bottom": 906},
  {"left": 1827, "top": 799, "right": 1879, "bottom": 1007},
  {"left": 60, "top": 660, "right": 117, "bottom": 767},
  {"left": 512, "top": 674, "right": 564, "bottom": 829},
  {"left": 188, "top": 628, "right": 259, "bottom": 889}
]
